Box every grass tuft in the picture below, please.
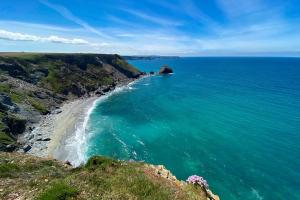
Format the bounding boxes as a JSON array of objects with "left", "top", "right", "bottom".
[
  {"left": 0, "top": 131, "right": 14, "bottom": 145},
  {"left": 0, "top": 162, "right": 20, "bottom": 177},
  {"left": 85, "top": 156, "right": 120, "bottom": 170},
  {"left": 36, "top": 182, "right": 78, "bottom": 200},
  {"left": 29, "top": 98, "right": 48, "bottom": 114}
]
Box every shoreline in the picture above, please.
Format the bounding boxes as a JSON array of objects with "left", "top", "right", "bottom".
[{"left": 20, "top": 78, "right": 141, "bottom": 166}]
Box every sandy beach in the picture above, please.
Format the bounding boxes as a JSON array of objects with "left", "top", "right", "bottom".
[
  {"left": 21, "top": 97, "right": 98, "bottom": 165},
  {"left": 49, "top": 97, "right": 98, "bottom": 164}
]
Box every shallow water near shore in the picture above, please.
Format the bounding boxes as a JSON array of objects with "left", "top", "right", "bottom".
[{"left": 85, "top": 57, "right": 300, "bottom": 200}]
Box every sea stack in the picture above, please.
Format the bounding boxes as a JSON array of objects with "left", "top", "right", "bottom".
[{"left": 159, "top": 65, "right": 173, "bottom": 74}]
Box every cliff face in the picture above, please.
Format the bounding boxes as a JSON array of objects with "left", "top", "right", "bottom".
[
  {"left": 0, "top": 152, "right": 214, "bottom": 200},
  {"left": 0, "top": 53, "right": 142, "bottom": 151}
]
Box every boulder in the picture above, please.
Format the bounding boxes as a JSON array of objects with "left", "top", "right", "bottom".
[
  {"left": 0, "top": 143, "right": 18, "bottom": 152},
  {"left": 23, "top": 145, "right": 32, "bottom": 152},
  {"left": 159, "top": 65, "right": 173, "bottom": 74},
  {"left": 2, "top": 115, "right": 26, "bottom": 136},
  {"left": 0, "top": 93, "right": 18, "bottom": 112},
  {"left": 150, "top": 71, "right": 155, "bottom": 75}
]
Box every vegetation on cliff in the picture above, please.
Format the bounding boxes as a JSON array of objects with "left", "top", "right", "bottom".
[
  {"left": 0, "top": 152, "right": 210, "bottom": 200},
  {"left": 0, "top": 53, "right": 141, "bottom": 151}
]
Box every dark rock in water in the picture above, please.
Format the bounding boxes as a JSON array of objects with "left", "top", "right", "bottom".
[
  {"left": 150, "top": 71, "right": 155, "bottom": 75},
  {"left": 23, "top": 145, "right": 32, "bottom": 152},
  {"left": 159, "top": 65, "right": 173, "bottom": 74}
]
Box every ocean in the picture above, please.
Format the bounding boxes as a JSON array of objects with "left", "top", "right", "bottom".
[{"left": 83, "top": 57, "right": 300, "bottom": 200}]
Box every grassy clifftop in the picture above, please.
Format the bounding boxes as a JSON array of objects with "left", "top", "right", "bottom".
[
  {"left": 0, "top": 152, "right": 212, "bottom": 200},
  {"left": 0, "top": 53, "right": 141, "bottom": 151}
]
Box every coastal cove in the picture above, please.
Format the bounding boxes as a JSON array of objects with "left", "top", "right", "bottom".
[
  {"left": 2, "top": 1, "right": 300, "bottom": 199},
  {"left": 1, "top": 53, "right": 219, "bottom": 200},
  {"left": 24, "top": 78, "right": 145, "bottom": 166},
  {"left": 84, "top": 57, "right": 300, "bottom": 200}
]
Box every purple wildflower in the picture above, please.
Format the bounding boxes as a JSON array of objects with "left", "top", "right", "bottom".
[{"left": 186, "top": 175, "right": 209, "bottom": 188}]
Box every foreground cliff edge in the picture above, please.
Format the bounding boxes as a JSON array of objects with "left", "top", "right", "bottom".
[
  {"left": 0, "top": 152, "right": 219, "bottom": 200},
  {"left": 0, "top": 53, "right": 219, "bottom": 199}
]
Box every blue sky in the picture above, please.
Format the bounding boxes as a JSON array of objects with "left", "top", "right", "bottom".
[{"left": 0, "top": 0, "right": 300, "bottom": 56}]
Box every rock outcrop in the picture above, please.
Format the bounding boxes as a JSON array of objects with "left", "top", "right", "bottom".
[
  {"left": 148, "top": 164, "right": 220, "bottom": 200},
  {"left": 159, "top": 65, "right": 173, "bottom": 74}
]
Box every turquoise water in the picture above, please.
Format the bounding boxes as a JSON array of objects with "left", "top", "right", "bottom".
[{"left": 85, "top": 57, "right": 300, "bottom": 200}]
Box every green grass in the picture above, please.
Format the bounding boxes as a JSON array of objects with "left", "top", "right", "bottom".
[
  {"left": 101, "top": 77, "right": 113, "bottom": 85},
  {"left": 0, "top": 83, "right": 11, "bottom": 93},
  {"left": 85, "top": 155, "right": 119, "bottom": 170},
  {"left": 0, "top": 153, "right": 209, "bottom": 200},
  {"left": 81, "top": 156, "right": 173, "bottom": 199},
  {"left": 0, "top": 162, "right": 20, "bottom": 177},
  {"left": 29, "top": 98, "right": 48, "bottom": 114},
  {"left": 113, "top": 58, "right": 140, "bottom": 74},
  {"left": 0, "top": 132, "right": 14, "bottom": 145},
  {"left": 41, "top": 67, "right": 64, "bottom": 93},
  {"left": 9, "top": 92, "right": 26, "bottom": 103},
  {"left": 36, "top": 182, "right": 78, "bottom": 200}
]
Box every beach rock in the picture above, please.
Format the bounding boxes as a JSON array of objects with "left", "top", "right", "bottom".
[
  {"left": 159, "top": 65, "right": 173, "bottom": 74},
  {"left": 23, "top": 145, "right": 32, "bottom": 152},
  {"left": 40, "top": 138, "right": 51, "bottom": 141},
  {"left": 52, "top": 109, "right": 62, "bottom": 114},
  {"left": 64, "top": 161, "right": 72, "bottom": 166},
  {"left": 102, "top": 86, "right": 112, "bottom": 93}
]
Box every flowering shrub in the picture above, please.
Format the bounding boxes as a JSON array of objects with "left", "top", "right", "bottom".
[{"left": 186, "top": 175, "right": 209, "bottom": 188}]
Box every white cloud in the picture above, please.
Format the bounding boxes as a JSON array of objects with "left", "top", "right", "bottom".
[
  {"left": 0, "top": 28, "right": 115, "bottom": 53},
  {"left": 0, "top": 29, "right": 88, "bottom": 45},
  {"left": 39, "top": 0, "right": 111, "bottom": 39}
]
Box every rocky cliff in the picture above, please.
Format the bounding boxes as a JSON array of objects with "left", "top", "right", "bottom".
[{"left": 0, "top": 53, "right": 142, "bottom": 151}]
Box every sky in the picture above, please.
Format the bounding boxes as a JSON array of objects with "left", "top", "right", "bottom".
[{"left": 0, "top": 0, "right": 300, "bottom": 56}]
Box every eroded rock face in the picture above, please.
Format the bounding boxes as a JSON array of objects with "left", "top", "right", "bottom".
[{"left": 159, "top": 65, "right": 173, "bottom": 74}]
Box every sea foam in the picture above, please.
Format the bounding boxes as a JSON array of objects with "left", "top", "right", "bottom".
[{"left": 67, "top": 77, "right": 147, "bottom": 166}]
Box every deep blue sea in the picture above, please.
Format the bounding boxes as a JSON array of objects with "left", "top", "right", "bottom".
[{"left": 85, "top": 57, "right": 300, "bottom": 200}]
